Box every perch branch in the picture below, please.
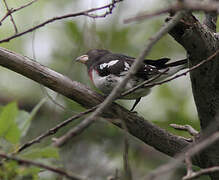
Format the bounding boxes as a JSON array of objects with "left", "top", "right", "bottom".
[
  {"left": 53, "top": 12, "right": 185, "bottom": 147},
  {"left": 0, "top": 47, "right": 191, "bottom": 163}
]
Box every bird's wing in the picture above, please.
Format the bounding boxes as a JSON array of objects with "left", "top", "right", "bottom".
[
  {"left": 95, "top": 55, "right": 132, "bottom": 77},
  {"left": 95, "top": 54, "right": 161, "bottom": 80},
  {"left": 143, "top": 58, "right": 170, "bottom": 68}
]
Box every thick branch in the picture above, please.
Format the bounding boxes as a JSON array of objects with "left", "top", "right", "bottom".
[
  {"left": 0, "top": 47, "right": 191, "bottom": 161},
  {"left": 169, "top": 12, "right": 219, "bottom": 179}
]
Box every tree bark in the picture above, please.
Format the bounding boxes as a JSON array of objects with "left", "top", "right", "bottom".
[{"left": 169, "top": 12, "right": 219, "bottom": 179}]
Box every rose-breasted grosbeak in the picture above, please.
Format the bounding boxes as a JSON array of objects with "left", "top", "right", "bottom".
[{"left": 76, "top": 49, "right": 187, "bottom": 111}]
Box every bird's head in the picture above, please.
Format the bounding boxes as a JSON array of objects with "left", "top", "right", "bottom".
[{"left": 75, "top": 49, "right": 111, "bottom": 68}]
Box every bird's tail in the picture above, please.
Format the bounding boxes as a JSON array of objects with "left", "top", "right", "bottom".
[
  {"left": 165, "top": 58, "right": 188, "bottom": 68},
  {"left": 157, "top": 58, "right": 188, "bottom": 80}
]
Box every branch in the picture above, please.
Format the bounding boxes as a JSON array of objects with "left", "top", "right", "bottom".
[
  {"left": 145, "top": 132, "right": 219, "bottom": 180},
  {"left": 0, "top": 47, "right": 191, "bottom": 162},
  {"left": 124, "top": 0, "right": 219, "bottom": 23},
  {"left": 170, "top": 124, "right": 199, "bottom": 136},
  {"left": 123, "top": 50, "right": 219, "bottom": 99},
  {"left": 0, "top": 0, "right": 38, "bottom": 25},
  {"left": 121, "top": 69, "right": 168, "bottom": 97},
  {"left": 15, "top": 107, "right": 96, "bottom": 153},
  {"left": 53, "top": 12, "right": 185, "bottom": 147},
  {"left": 121, "top": 120, "right": 133, "bottom": 180},
  {"left": 0, "top": 0, "right": 122, "bottom": 43},
  {"left": 183, "top": 166, "right": 219, "bottom": 180},
  {"left": 183, "top": 153, "right": 193, "bottom": 180},
  {"left": 0, "top": 152, "right": 85, "bottom": 180},
  {"left": 2, "top": 0, "right": 18, "bottom": 33},
  {"left": 168, "top": 11, "right": 219, "bottom": 179}
]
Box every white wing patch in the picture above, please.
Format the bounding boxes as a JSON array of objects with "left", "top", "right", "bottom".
[
  {"left": 108, "top": 60, "right": 119, "bottom": 67},
  {"left": 99, "top": 63, "right": 108, "bottom": 69},
  {"left": 99, "top": 60, "right": 119, "bottom": 70},
  {"left": 124, "top": 62, "right": 130, "bottom": 71}
]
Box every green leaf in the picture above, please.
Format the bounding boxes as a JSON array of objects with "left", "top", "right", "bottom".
[
  {"left": 16, "top": 110, "right": 30, "bottom": 131},
  {"left": 21, "top": 146, "right": 59, "bottom": 159},
  {"left": 5, "top": 123, "right": 20, "bottom": 144},
  {"left": 19, "top": 98, "right": 47, "bottom": 137},
  {"left": 0, "top": 102, "right": 20, "bottom": 144}
]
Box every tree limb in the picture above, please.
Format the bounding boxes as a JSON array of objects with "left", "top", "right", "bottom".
[
  {"left": 169, "top": 12, "right": 219, "bottom": 179},
  {"left": 0, "top": 47, "right": 191, "bottom": 162}
]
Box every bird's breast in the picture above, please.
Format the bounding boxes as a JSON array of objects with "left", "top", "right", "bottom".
[{"left": 89, "top": 69, "right": 151, "bottom": 99}]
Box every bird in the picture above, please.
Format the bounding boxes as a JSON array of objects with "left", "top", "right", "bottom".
[{"left": 75, "top": 49, "right": 187, "bottom": 111}]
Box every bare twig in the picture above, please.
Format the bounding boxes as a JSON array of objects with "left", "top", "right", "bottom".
[
  {"left": 124, "top": 0, "right": 219, "bottom": 23},
  {"left": 53, "top": 12, "right": 185, "bottom": 147},
  {"left": 0, "top": 0, "right": 122, "bottom": 43},
  {"left": 84, "top": 0, "right": 123, "bottom": 18},
  {"left": 122, "top": 50, "right": 218, "bottom": 104},
  {"left": 2, "top": 0, "right": 18, "bottom": 33},
  {"left": 145, "top": 132, "right": 219, "bottom": 180},
  {"left": 133, "top": 50, "right": 219, "bottom": 93},
  {"left": 170, "top": 124, "right": 199, "bottom": 136},
  {"left": 121, "top": 69, "right": 169, "bottom": 97},
  {"left": 183, "top": 153, "right": 193, "bottom": 179},
  {"left": 52, "top": 114, "right": 100, "bottom": 147},
  {"left": 11, "top": 0, "right": 38, "bottom": 12},
  {"left": 15, "top": 107, "right": 96, "bottom": 153},
  {"left": 121, "top": 120, "right": 133, "bottom": 180},
  {"left": 0, "top": 0, "right": 38, "bottom": 25},
  {"left": 0, "top": 152, "right": 85, "bottom": 180},
  {"left": 123, "top": 136, "right": 132, "bottom": 180},
  {"left": 183, "top": 150, "right": 219, "bottom": 180},
  {"left": 183, "top": 166, "right": 219, "bottom": 180}
]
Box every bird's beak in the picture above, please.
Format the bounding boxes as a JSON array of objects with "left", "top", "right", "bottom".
[{"left": 75, "top": 55, "right": 89, "bottom": 64}]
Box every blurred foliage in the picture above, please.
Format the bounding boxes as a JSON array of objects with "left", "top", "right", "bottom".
[
  {"left": 0, "top": 102, "right": 59, "bottom": 179},
  {"left": 0, "top": 0, "right": 209, "bottom": 179}
]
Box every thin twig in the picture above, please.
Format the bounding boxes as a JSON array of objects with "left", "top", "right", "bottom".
[
  {"left": 122, "top": 46, "right": 218, "bottom": 104},
  {"left": 0, "top": 152, "right": 85, "bottom": 180},
  {"left": 15, "top": 107, "right": 96, "bottom": 153},
  {"left": 170, "top": 124, "right": 199, "bottom": 136},
  {"left": 2, "top": 0, "right": 18, "bottom": 33},
  {"left": 31, "top": 30, "right": 68, "bottom": 111},
  {"left": 183, "top": 153, "right": 193, "bottom": 179},
  {"left": 183, "top": 150, "right": 219, "bottom": 180},
  {"left": 124, "top": 0, "right": 219, "bottom": 23},
  {"left": 0, "top": 0, "right": 122, "bottom": 43},
  {"left": 121, "top": 69, "right": 169, "bottom": 97},
  {"left": 134, "top": 50, "right": 219, "bottom": 93},
  {"left": 0, "top": 0, "right": 38, "bottom": 25},
  {"left": 183, "top": 166, "right": 219, "bottom": 180},
  {"left": 121, "top": 119, "right": 133, "bottom": 180},
  {"left": 123, "top": 136, "right": 132, "bottom": 180},
  {"left": 12, "top": 0, "right": 38, "bottom": 12},
  {"left": 145, "top": 132, "right": 219, "bottom": 180},
  {"left": 53, "top": 12, "right": 185, "bottom": 147}
]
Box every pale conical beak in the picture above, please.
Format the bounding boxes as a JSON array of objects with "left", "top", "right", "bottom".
[{"left": 75, "top": 55, "right": 89, "bottom": 64}]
